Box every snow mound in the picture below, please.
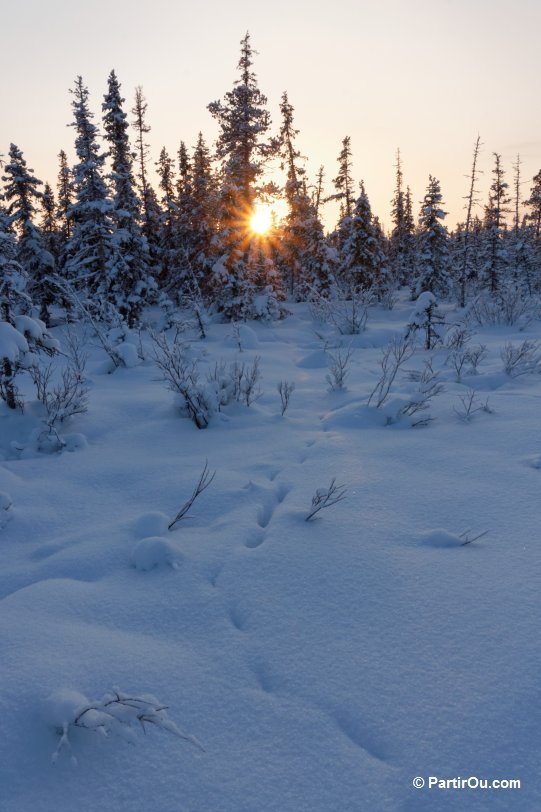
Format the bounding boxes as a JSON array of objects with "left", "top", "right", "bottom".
[
  {"left": 64, "top": 433, "right": 88, "bottom": 452},
  {"left": 116, "top": 342, "right": 141, "bottom": 368},
  {"left": 524, "top": 454, "right": 541, "bottom": 470},
  {"left": 418, "top": 528, "right": 466, "bottom": 548},
  {"left": 42, "top": 689, "right": 89, "bottom": 728},
  {"left": 296, "top": 349, "right": 328, "bottom": 369},
  {"left": 224, "top": 324, "right": 259, "bottom": 349},
  {"left": 131, "top": 536, "right": 183, "bottom": 571},
  {"left": 133, "top": 511, "right": 171, "bottom": 538}
]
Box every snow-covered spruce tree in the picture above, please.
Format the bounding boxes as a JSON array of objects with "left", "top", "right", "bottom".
[
  {"left": 190, "top": 132, "right": 217, "bottom": 298},
  {"left": 278, "top": 91, "right": 333, "bottom": 297},
  {"left": 56, "top": 150, "right": 73, "bottom": 247},
  {"left": 406, "top": 291, "right": 445, "bottom": 350},
  {"left": 64, "top": 77, "right": 117, "bottom": 312},
  {"left": 525, "top": 168, "right": 541, "bottom": 241},
  {"left": 389, "top": 149, "right": 415, "bottom": 287},
  {"left": 131, "top": 86, "right": 162, "bottom": 274},
  {"left": 2, "top": 144, "right": 55, "bottom": 322},
  {"left": 413, "top": 175, "right": 451, "bottom": 298},
  {"left": 0, "top": 209, "right": 58, "bottom": 410},
  {"left": 481, "top": 153, "right": 510, "bottom": 293},
  {"left": 207, "top": 32, "right": 280, "bottom": 319},
  {"left": 40, "top": 183, "right": 62, "bottom": 271},
  {"left": 155, "top": 146, "right": 180, "bottom": 291},
  {"left": 339, "top": 181, "right": 390, "bottom": 296},
  {"left": 102, "top": 69, "right": 153, "bottom": 325}
]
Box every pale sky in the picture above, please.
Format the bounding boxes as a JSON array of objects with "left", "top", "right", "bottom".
[{"left": 2, "top": 0, "right": 541, "bottom": 231}]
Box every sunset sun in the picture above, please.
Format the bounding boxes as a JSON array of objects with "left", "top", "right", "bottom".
[{"left": 250, "top": 202, "right": 273, "bottom": 235}]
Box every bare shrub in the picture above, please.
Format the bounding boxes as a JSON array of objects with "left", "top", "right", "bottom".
[
  {"left": 467, "top": 287, "right": 541, "bottom": 329},
  {"left": 500, "top": 340, "right": 541, "bottom": 377},
  {"left": 368, "top": 336, "right": 415, "bottom": 408},
  {"left": 326, "top": 346, "right": 353, "bottom": 391},
  {"left": 277, "top": 380, "right": 295, "bottom": 415},
  {"left": 398, "top": 359, "right": 444, "bottom": 426},
  {"left": 311, "top": 283, "right": 373, "bottom": 335},
  {"left": 453, "top": 389, "right": 493, "bottom": 422},
  {"left": 29, "top": 362, "right": 89, "bottom": 426},
  {"left": 169, "top": 461, "right": 216, "bottom": 530},
  {"left": 305, "top": 478, "right": 348, "bottom": 521}
]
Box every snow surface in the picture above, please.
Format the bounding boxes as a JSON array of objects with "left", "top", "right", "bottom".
[{"left": 1, "top": 296, "right": 540, "bottom": 810}]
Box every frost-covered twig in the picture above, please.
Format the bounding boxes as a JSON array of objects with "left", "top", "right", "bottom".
[
  {"left": 168, "top": 461, "right": 216, "bottom": 530},
  {"left": 305, "top": 478, "right": 348, "bottom": 521},
  {"left": 49, "top": 688, "right": 204, "bottom": 764}
]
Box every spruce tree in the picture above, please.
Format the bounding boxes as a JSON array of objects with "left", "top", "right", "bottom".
[
  {"left": 190, "top": 132, "right": 216, "bottom": 295},
  {"left": 40, "top": 182, "right": 61, "bottom": 267},
  {"left": 340, "top": 181, "right": 389, "bottom": 295},
  {"left": 64, "top": 76, "right": 116, "bottom": 311},
  {"left": 278, "top": 92, "right": 333, "bottom": 296},
  {"left": 155, "top": 146, "right": 179, "bottom": 290},
  {"left": 131, "top": 86, "right": 162, "bottom": 270},
  {"left": 102, "top": 69, "right": 152, "bottom": 323},
  {"left": 389, "top": 149, "right": 415, "bottom": 286},
  {"left": 56, "top": 149, "right": 73, "bottom": 249},
  {"left": 207, "top": 32, "right": 278, "bottom": 318},
  {"left": 2, "top": 143, "right": 55, "bottom": 321},
  {"left": 414, "top": 175, "right": 450, "bottom": 297},
  {"left": 482, "top": 153, "right": 510, "bottom": 293},
  {"left": 524, "top": 169, "right": 541, "bottom": 239}
]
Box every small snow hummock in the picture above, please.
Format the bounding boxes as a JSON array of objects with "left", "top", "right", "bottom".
[
  {"left": 131, "top": 536, "right": 183, "bottom": 571},
  {"left": 133, "top": 511, "right": 171, "bottom": 538}
]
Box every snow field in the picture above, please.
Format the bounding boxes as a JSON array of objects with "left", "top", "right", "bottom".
[{"left": 1, "top": 298, "right": 540, "bottom": 811}]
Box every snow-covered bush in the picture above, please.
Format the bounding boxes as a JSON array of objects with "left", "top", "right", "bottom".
[
  {"left": 325, "top": 346, "right": 353, "bottom": 391},
  {"left": 44, "top": 687, "right": 203, "bottom": 764},
  {"left": 0, "top": 315, "right": 59, "bottom": 411},
  {"left": 150, "top": 330, "right": 215, "bottom": 429},
  {"left": 500, "top": 340, "right": 541, "bottom": 377},
  {"left": 311, "top": 282, "right": 372, "bottom": 335},
  {"left": 467, "top": 286, "right": 541, "bottom": 329},
  {"left": 405, "top": 292, "right": 445, "bottom": 350},
  {"left": 207, "top": 357, "right": 262, "bottom": 408},
  {"left": 367, "top": 338, "right": 443, "bottom": 426}
]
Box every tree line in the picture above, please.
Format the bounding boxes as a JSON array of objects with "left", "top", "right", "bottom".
[{"left": 2, "top": 33, "right": 541, "bottom": 331}]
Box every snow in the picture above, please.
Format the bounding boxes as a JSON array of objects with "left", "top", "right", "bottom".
[
  {"left": 0, "top": 320, "right": 29, "bottom": 361},
  {"left": 1, "top": 295, "right": 540, "bottom": 810}
]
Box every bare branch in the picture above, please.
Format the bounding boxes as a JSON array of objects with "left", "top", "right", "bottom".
[
  {"left": 168, "top": 461, "right": 216, "bottom": 530},
  {"left": 305, "top": 478, "right": 348, "bottom": 521}
]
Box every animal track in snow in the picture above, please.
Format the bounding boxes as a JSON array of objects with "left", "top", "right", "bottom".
[
  {"left": 229, "top": 602, "right": 250, "bottom": 631},
  {"left": 334, "top": 710, "right": 388, "bottom": 762},
  {"left": 245, "top": 529, "right": 266, "bottom": 549}
]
